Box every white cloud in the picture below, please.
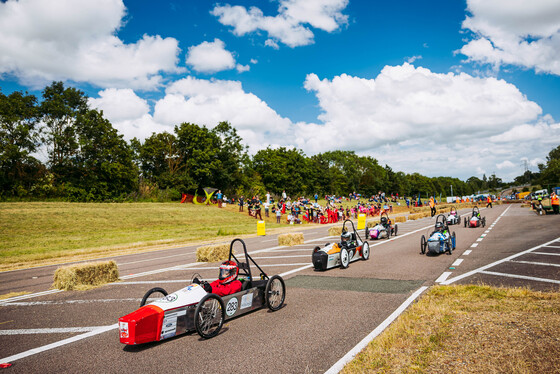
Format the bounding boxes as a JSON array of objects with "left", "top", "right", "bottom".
[
  {"left": 0, "top": 0, "right": 181, "bottom": 90},
  {"left": 211, "top": 0, "right": 349, "bottom": 48},
  {"left": 296, "top": 63, "right": 555, "bottom": 180},
  {"left": 236, "top": 64, "right": 250, "bottom": 73},
  {"left": 185, "top": 39, "right": 236, "bottom": 73},
  {"left": 459, "top": 0, "right": 560, "bottom": 75},
  {"left": 89, "top": 64, "right": 558, "bottom": 182}
]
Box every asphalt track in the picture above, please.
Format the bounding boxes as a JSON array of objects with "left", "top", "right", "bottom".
[{"left": 1, "top": 204, "right": 559, "bottom": 373}]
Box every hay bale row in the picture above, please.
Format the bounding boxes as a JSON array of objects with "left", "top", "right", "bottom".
[
  {"left": 196, "top": 244, "right": 230, "bottom": 262},
  {"left": 394, "top": 216, "right": 406, "bottom": 223},
  {"left": 278, "top": 232, "right": 304, "bottom": 246},
  {"left": 52, "top": 260, "right": 119, "bottom": 291}
]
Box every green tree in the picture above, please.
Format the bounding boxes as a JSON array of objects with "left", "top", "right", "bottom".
[
  {"left": 539, "top": 145, "right": 560, "bottom": 187},
  {"left": 0, "top": 90, "right": 43, "bottom": 196},
  {"left": 40, "top": 81, "right": 88, "bottom": 178}
]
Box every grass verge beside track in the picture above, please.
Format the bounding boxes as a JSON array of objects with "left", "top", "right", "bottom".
[
  {"left": 0, "top": 202, "right": 292, "bottom": 271},
  {"left": 341, "top": 284, "right": 560, "bottom": 373}
]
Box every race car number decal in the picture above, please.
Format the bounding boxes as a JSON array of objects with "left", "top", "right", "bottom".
[{"left": 226, "top": 297, "right": 238, "bottom": 317}]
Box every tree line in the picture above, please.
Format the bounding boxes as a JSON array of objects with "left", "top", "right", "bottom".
[{"left": 1, "top": 82, "right": 558, "bottom": 202}]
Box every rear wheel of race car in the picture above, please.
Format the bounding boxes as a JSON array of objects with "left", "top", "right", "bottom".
[
  {"left": 420, "top": 235, "right": 427, "bottom": 254},
  {"left": 464, "top": 219, "right": 467, "bottom": 228},
  {"left": 458, "top": 217, "right": 461, "bottom": 225},
  {"left": 140, "top": 287, "right": 168, "bottom": 307},
  {"left": 447, "top": 238, "right": 453, "bottom": 255},
  {"left": 482, "top": 218, "right": 486, "bottom": 227},
  {"left": 195, "top": 294, "right": 225, "bottom": 339},
  {"left": 394, "top": 224, "right": 398, "bottom": 236},
  {"left": 265, "top": 275, "right": 286, "bottom": 311},
  {"left": 452, "top": 232, "right": 456, "bottom": 249},
  {"left": 340, "top": 247, "right": 350, "bottom": 268},
  {"left": 361, "top": 242, "right": 370, "bottom": 260}
]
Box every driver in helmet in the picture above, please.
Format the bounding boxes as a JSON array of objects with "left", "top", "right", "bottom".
[
  {"left": 435, "top": 222, "right": 443, "bottom": 232},
  {"left": 194, "top": 260, "right": 242, "bottom": 297},
  {"left": 340, "top": 231, "right": 352, "bottom": 247}
]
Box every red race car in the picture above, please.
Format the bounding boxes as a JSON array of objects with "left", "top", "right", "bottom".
[
  {"left": 464, "top": 206, "right": 486, "bottom": 228},
  {"left": 119, "top": 239, "right": 286, "bottom": 344}
]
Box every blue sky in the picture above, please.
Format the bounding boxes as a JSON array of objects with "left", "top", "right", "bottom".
[{"left": 1, "top": 0, "right": 559, "bottom": 182}]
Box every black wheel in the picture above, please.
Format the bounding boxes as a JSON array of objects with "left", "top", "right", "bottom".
[
  {"left": 265, "top": 275, "right": 286, "bottom": 311},
  {"left": 464, "top": 219, "right": 467, "bottom": 228},
  {"left": 452, "top": 232, "right": 456, "bottom": 249},
  {"left": 340, "top": 247, "right": 350, "bottom": 268},
  {"left": 394, "top": 224, "right": 398, "bottom": 236},
  {"left": 482, "top": 218, "right": 486, "bottom": 227},
  {"left": 194, "top": 294, "right": 225, "bottom": 339},
  {"left": 361, "top": 242, "right": 370, "bottom": 260},
  {"left": 140, "top": 287, "right": 168, "bottom": 307},
  {"left": 420, "top": 235, "right": 427, "bottom": 254},
  {"left": 365, "top": 227, "right": 369, "bottom": 238},
  {"left": 447, "top": 238, "right": 453, "bottom": 255},
  {"left": 458, "top": 217, "right": 461, "bottom": 225}
]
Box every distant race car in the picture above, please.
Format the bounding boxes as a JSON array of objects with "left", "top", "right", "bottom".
[
  {"left": 118, "top": 239, "right": 286, "bottom": 344},
  {"left": 464, "top": 206, "right": 486, "bottom": 228},
  {"left": 365, "top": 212, "right": 398, "bottom": 240},
  {"left": 446, "top": 206, "right": 461, "bottom": 225},
  {"left": 312, "top": 219, "right": 370, "bottom": 270},
  {"left": 420, "top": 214, "right": 456, "bottom": 255}
]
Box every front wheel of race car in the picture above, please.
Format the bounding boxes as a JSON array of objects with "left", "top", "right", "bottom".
[
  {"left": 361, "top": 242, "right": 370, "bottom": 260},
  {"left": 458, "top": 216, "right": 461, "bottom": 225},
  {"left": 195, "top": 294, "right": 225, "bottom": 339},
  {"left": 265, "top": 275, "right": 286, "bottom": 311},
  {"left": 482, "top": 218, "right": 486, "bottom": 227},
  {"left": 394, "top": 224, "right": 398, "bottom": 236},
  {"left": 340, "top": 247, "right": 350, "bottom": 268},
  {"left": 452, "top": 232, "right": 456, "bottom": 249},
  {"left": 464, "top": 219, "right": 467, "bottom": 228},
  {"left": 420, "top": 235, "right": 427, "bottom": 254},
  {"left": 140, "top": 287, "right": 168, "bottom": 307}
]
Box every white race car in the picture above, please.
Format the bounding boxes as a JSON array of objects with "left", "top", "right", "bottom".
[
  {"left": 118, "top": 239, "right": 285, "bottom": 344},
  {"left": 446, "top": 206, "right": 461, "bottom": 225},
  {"left": 312, "top": 219, "right": 370, "bottom": 270}
]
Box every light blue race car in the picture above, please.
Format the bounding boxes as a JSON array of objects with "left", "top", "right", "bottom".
[{"left": 420, "top": 214, "right": 456, "bottom": 255}]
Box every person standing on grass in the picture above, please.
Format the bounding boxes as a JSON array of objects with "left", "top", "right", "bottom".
[
  {"left": 239, "top": 196, "right": 244, "bottom": 212},
  {"left": 216, "top": 190, "right": 223, "bottom": 207},
  {"left": 276, "top": 207, "right": 281, "bottom": 223}
]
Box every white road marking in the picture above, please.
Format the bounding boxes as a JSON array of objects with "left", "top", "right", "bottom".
[
  {"left": 511, "top": 260, "right": 560, "bottom": 268},
  {"left": 464, "top": 250, "right": 472, "bottom": 256},
  {"left": 476, "top": 238, "right": 484, "bottom": 242},
  {"left": 442, "top": 236, "right": 560, "bottom": 285},
  {"left": 0, "top": 327, "right": 112, "bottom": 335},
  {"left": 532, "top": 252, "right": 560, "bottom": 257},
  {"left": 451, "top": 259, "right": 463, "bottom": 267},
  {"left": 544, "top": 245, "right": 560, "bottom": 249},
  {"left": 1, "top": 298, "right": 141, "bottom": 307},
  {"left": 471, "top": 243, "right": 479, "bottom": 248},
  {"left": 0, "top": 290, "right": 63, "bottom": 306},
  {"left": 0, "top": 324, "right": 118, "bottom": 364},
  {"left": 250, "top": 255, "right": 312, "bottom": 259},
  {"left": 435, "top": 272, "right": 452, "bottom": 283},
  {"left": 479, "top": 271, "right": 560, "bottom": 284},
  {"left": 324, "top": 286, "right": 429, "bottom": 374}
]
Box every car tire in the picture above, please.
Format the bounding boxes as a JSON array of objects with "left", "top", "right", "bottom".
[
  {"left": 421, "top": 235, "right": 427, "bottom": 254},
  {"left": 195, "top": 294, "right": 225, "bottom": 339},
  {"left": 464, "top": 219, "right": 467, "bottom": 228},
  {"left": 482, "top": 218, "right": 486, "bottom": 227},
  {"left": 447, "top": 238, "right": 453, "bottom": 255},
  {"left": 361, "top": 242, "right": 370, "bottom": 260},
  {"left": 340, "top": 247, "right": 350, "bottom": 268},
  {"left": 458, "top": 217, "right": 461, "bottom": 225},
  {"left": 140, "top": 287, "right": 168, "bottom": 307},
  {"left": 394, "top": 224, "right": 398, "bottom": 236},
  {"left": 265, "top": 275, "right": 286, "bottom": 311},
  {"left": 452, "top": 232, "right": 456, "bottom": 249}
]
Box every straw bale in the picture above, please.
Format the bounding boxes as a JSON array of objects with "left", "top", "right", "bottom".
[
  {"left": 196, "top": 244, "right": 230, "bottom": 262},
  {"left": 52, "top": 260, "right": 119, "bottom": 291},
  {"left": 328, "top": 226, "right": 343, "bottom": 236},
  {"left": 278, "top": 232, "right": 304, "bottom": 246},
  {"left": 394, "top": 216, "right": 406, "bottom": 223},
  {"left": 367, "top": 221, "right": 379, "bottom": 228}
]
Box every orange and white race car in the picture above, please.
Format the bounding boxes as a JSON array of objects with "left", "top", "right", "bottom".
[{"left": 312, "top": 219, "right": 370, "bottom": 270}]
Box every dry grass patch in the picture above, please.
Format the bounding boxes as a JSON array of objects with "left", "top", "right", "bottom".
[
  {"left": 0, "top": 291, "right": 30, "bottom": 300},
  {"left": 278, "top": 232, "right": 304, "bottom": 246},
  {"left": 52, "top": 260, "right": 119, "bottom": 291},
  {"left": 196, "top": 244, "right": 230, "bottom": 262},
  {"left": 341, "top": 284, "right": 560, "bottom": 374}
]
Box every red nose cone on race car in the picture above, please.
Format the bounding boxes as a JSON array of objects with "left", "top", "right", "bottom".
[{"left": 119, "top": 305, "right": 163, "bottom": 345}]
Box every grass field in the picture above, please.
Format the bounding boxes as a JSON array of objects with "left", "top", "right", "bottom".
[
  {"left": 342, "top": 284, "right": 560, "bottom": 373},
  {"left": 0, "top": 202, "right": 291, "bottom": 271}
]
